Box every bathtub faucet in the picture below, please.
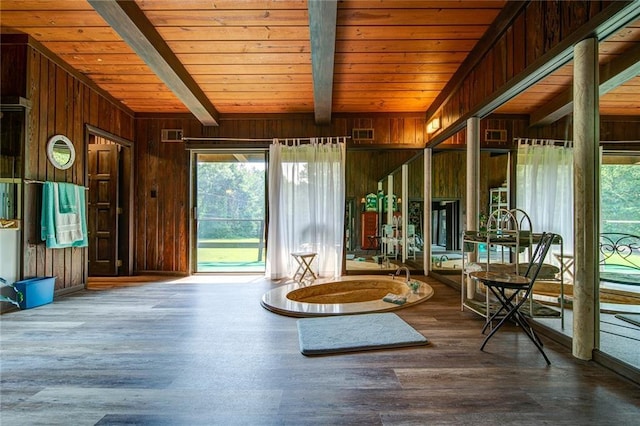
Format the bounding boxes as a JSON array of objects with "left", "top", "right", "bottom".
[{"left": 395, "top": 266, "right": 410, "bottom": 284}]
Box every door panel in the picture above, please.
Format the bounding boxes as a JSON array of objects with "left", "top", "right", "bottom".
[{"left": 88, "top": 144, "right": 119, "bottom": 276}]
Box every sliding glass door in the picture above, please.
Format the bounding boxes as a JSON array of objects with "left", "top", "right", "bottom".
[
  {"left": 192, "top": 151, "right": 267, "bottom": 273},
  {"left": 598, "top": 152, "right": 640, "bottom": 367}
]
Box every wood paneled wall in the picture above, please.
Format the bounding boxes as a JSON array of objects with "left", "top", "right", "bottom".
[
  {"left": 345, "top": 150, "right": 420, "bottom": 200},
  {"left": 432, "top": 151, "right": 509, "bottom": 220},
  {"left": 137, "top": 112, "right": 519, "bottom": 273},
  {"left": 134, "top": 118, "right": 190, "bottom": 273},
  {"left": 135, "top": 114, "right": 425, "bottom": 273},
  {"left": 432, "top": 152, "right": 466, "bottom": 201},
  {"left": 140, "top": 111, "right": 605, "bottom": 272},
  {"left": 407, "top": 155, "right": 424, "bottom": 201},
  {"left": 441, "top": 113, "right": 640, "bottom": 148},
  {"left": 1, "top": 39, "right": 134, "bottom": 291},
  {"left": 0, "top": 43, "right": 28, "bottom": 98},
  {"left": 432, "top": 0, "right": 611, "bottom": 144},
  {"left": 191, "top": 113, "right": 426, "bottom": 146}
]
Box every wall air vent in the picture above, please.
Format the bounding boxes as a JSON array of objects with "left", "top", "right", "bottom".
[
  {"left": 161, "top": 129, "right": 183, "bottom": 143},
  {"left": 484, "top": 129, "right": 507, "bottom": 143},
  {"left": 352, "top": 128, "right": 374, "bottom": 141}
]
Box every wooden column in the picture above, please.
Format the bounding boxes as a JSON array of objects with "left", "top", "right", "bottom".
[
  {"left": 466, "top": 117, "right": 480, "bottom": 296},
  {"left": 424, "top": 148, "right": 432, "bottom": 275},
  {"left": 387, "top": 175, "right": 394, "bottom": 225},
  {"left": 573, "top": 37, "right": 600, "bottom": 360},
  {"left": 401, "top": 164, "right": 408, "bottom": 263}
]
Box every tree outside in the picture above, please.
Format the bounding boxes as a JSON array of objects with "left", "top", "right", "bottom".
[
  {"left": 195, "top": 157, "right": 266, "bottom": 271},
  {"left": 197, "top": 161, "right": 265, "bottom": 240},
  {"left": 601, "top": 164, "right": 640, "bottom": 236}
]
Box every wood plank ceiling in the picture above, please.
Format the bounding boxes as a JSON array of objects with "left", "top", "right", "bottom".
[
  {"left": 0, "top": 0, "right": 503, "bottom": 121},
  {"left": 1, "top": 0, "right": 639, "bottom": 127}
]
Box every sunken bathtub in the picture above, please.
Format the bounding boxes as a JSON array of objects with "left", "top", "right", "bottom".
[{"left": 261, "top": 275, "right": 434, "bottom": 317}]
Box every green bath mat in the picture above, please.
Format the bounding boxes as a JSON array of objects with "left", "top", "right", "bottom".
[
  {"left": 296, "top": 312, "right": 429, "bottom": 356},
  {"left": 615, "top": 313, "right": 640, "bottom": 328}
]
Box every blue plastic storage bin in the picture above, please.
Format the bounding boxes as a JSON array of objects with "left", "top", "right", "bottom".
[{"left": 13, "top": 277, "right": 55, "bottom": 309}]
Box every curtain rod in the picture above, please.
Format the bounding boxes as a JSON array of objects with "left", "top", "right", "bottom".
[
  {"left": 516, "top": 138, "right": 640, "bottom": 147},
  {"left": 515, "top": 137, "right": 572, "bottom": 146},
  {"left": 182, "top": 136, "right": 350, "bottom": 142}
]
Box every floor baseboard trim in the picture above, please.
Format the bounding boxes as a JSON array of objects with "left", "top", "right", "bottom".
[{"left": 593, "top": 350, "right": 640, "bottom": 386}]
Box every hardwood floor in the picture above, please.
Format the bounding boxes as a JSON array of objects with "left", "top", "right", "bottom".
[{"left": 1, "top": 275, "right": 639, "bottom": 425}]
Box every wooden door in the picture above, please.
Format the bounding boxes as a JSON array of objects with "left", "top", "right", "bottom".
[
  {"left": 361, "top": 212, "right": 378, "bottom": 249},
  {"left": 88, "top": 144, "right": 119, "bottom": 276}
]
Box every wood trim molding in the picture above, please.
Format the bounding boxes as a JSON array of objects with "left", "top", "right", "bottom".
[
  {"left": 88, "top": 0, "right": 220, "bottom": 126},
  {"left": 84, "top": 124, "right": 135, "bottom": 277},
  {"left": 1, "top": 96, "right": 31, "bottom": 109},
  {"left": 308, "top": 0, "right": 337, "bottom": 124},
  {"left": 85, "top": 124, "right": 133, "bottom": 148}
]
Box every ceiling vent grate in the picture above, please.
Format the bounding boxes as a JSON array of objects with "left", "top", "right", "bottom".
[
  {"left": 352, "top": 128, "right": 374, "bottom": 141},
  {"left": 161, "top": 129, "right": 183, "bottom": 142},
  {"left": 484, "top": 129, "right": 507, "bottom": 143}
]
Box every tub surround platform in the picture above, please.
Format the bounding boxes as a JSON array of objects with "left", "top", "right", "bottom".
[
  {"left": 261, "top": 275, "right": 434, "bottom": 317},
  {"left": 346, "top": 258, "right": 400, "bottom": 271}
]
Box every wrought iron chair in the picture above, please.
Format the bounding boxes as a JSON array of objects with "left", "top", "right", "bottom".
[{"left": 472, "top": 232, "right": 557, "bottom": 364}]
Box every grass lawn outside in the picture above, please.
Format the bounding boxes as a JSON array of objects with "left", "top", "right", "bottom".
[
  {"left": 602, "top": 252, "right": 640, "bottom": 271},
  {"left": 196, "top": 238, "right": 266, "bottom": 272}
]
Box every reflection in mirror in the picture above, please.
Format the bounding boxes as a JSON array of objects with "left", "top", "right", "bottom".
[
  {"left": 405, "top": 153, "right": 424, "bottom": 269},
  {"left": 47, "top": 134, "right": 76, "bottom": 170},
  {"left": 345, "top": 197, "right": 356, "bottom": 252},
  {"left": 430, "top": 147, "right": 466, "bottom": 276},
  {"left": 345, "top": 149, "right": 420, "bottom": 273},
  {"left": 382, "top": 169, "right": 399, "bottom": 257},
  {"left": 1, "top": 109, "right": 24, "bottom": 222},
  {"left": 52, "top": 141, "right": 71, "bottom": 164},
  {"left": 429, "top": 142, "right": 510, "bottom": 278}
]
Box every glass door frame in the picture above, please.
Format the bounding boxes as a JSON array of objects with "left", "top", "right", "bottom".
[
  {"left": 597, "top": 149, "right": 640, "bottom": 368},
  {"left": 189, "top": 148, "right": 268, "bottom": 274}
]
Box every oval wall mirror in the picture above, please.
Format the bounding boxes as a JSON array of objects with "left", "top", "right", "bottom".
[{"left": 46, "top": 134, "right": 76, "bottom": 170}]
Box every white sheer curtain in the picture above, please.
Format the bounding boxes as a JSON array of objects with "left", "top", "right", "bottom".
[
  {"left": 516, "top": 139, "right": 574, "bottom": 251},
  {"left": 265, "top": 137, "right": 346, "bottom": 279}
]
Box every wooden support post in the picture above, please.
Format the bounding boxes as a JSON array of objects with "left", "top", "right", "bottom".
[
  {"left": 573, "top": 37, "right": 600, "bottom": 361},
  {"left": 466, "top": 117, "right": 480, "bottom": 297}
]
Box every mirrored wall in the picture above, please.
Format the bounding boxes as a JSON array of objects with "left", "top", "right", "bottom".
[{"left": 344, "top": 149, "right": 420, "bottom": 273}]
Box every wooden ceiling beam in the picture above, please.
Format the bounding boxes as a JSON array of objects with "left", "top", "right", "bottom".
[
  {"left": 308, "top": 0, "right": 337, "bottom": 124},
  {"left": 531, "top": 43, "right": 640, "bottom": 126},
  {"left": 87, "top": 0, "right": 219, "bottom": 126}
]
